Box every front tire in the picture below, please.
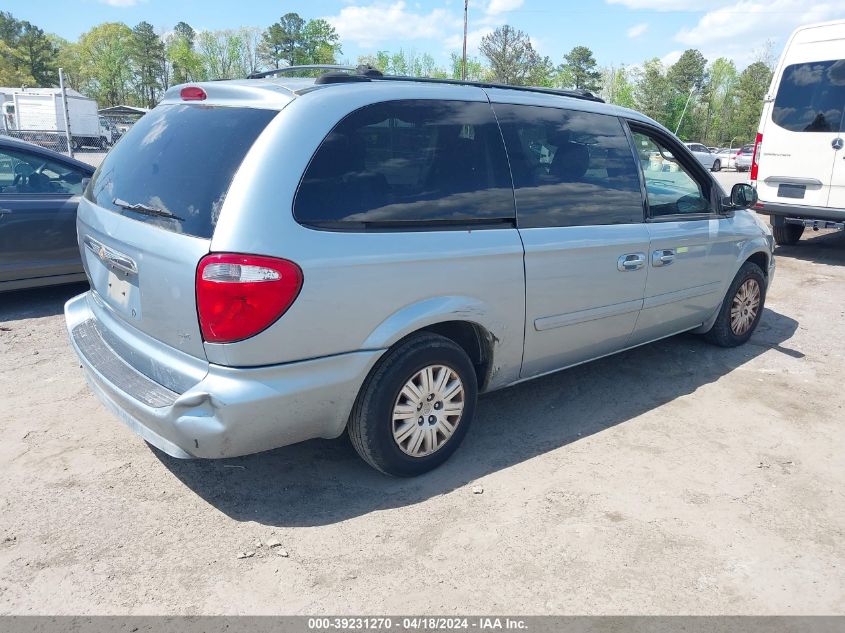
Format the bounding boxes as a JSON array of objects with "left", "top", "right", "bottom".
[
  {"left": 772, "top": 223, "right": 804, "bottom": 246},
  {"left": 348, "top": 333, "right": 478, "bottom": 477},
  {"left": 703, "top": 262, "right": 766, "bottom": 348}
]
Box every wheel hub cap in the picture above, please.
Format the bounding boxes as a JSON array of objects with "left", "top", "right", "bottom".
[
  {"left": 392, "top": 365, "right": 464, "bottom": 457},
  {"left": 730, "top": 279, "right": 761, "bottom": 335}
]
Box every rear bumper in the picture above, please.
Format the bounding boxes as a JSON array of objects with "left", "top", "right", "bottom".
[
  {"left": 755, "top": 201, "right": 845, "bottom": 223},
  {"left": 65, "top": 292, "right": 384, "bottom": 459}
]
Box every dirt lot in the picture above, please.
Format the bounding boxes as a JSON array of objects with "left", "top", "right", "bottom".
[{"left": 1, "top": 207, "right": 843, "bottom": 614}]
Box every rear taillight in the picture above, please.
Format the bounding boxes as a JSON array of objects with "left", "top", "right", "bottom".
[
  {"left": 750, "top": 132, "right": 762, "bottom": 182},
  {"left": 196, "top": 253, "right": 303, "bottom": 343}
]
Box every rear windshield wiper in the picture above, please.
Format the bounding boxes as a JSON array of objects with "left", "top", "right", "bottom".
[{"left": 112, "top": 198, "right": 184, "bottom": 221}]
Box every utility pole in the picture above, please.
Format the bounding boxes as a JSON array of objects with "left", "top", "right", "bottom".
[
  {"left": 58, "top": 68, "right": 73, "bottom": 158},
  {"left": 674, "top": 85, "right": 696, "bottom": 136},
  {"left": 461, "top": 0, "right": 468, "bottom": 80}
]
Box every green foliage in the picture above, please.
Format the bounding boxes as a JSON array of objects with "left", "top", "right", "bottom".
[
  {"left": 479, "top": 25, "right": 545, "bottom": 86},
  {"left": 0, "top": 9, "right": 775, "bottom": 144},
  {"left": 78, "top": 22, "right": 135, "bottom": 106},
  {"left": 560, "top": 45, "right": 601, "bottom": 93},
  {"left": 0, "top": 11, "right": 58, "bottom": 86},
  {"left": 130, "top": 21, "right": 166, "bottom": 108}
]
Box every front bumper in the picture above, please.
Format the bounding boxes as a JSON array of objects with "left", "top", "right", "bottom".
[{"left": 65, "top": 292, "right": 384, "bottom": 459}]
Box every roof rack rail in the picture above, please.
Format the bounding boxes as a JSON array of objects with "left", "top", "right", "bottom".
[
  {"left": 377, "top": 75, "right": 604, "bottom": 102},
  {"left": 248, "top": 65, "right": 603, "bottom": 103},
  {"left": 248, "top": 64, "right": 383, "bottom": 80}
]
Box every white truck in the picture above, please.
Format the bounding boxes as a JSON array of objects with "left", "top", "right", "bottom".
[{"left": 0, "top": 87, "right": 113, "bottom": 150}]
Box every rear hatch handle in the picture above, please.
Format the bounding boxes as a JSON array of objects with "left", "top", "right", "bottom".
[{"left": 84, "top": 235, "right": 138, "bottom": 276}]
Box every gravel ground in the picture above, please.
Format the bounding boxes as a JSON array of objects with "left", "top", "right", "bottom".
[{"left": 0, "top": 172, "right": 843, "bottom": 614}]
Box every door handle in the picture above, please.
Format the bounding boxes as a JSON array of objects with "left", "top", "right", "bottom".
[
  {"left": 652, "top": 249, "right": 676, "bottom": 267},
  {"left": 0, "top": 208, "right": 11, "bottom": 221},
  {"left": 617, "top": 252, "right": 646, "bottom": 272}
]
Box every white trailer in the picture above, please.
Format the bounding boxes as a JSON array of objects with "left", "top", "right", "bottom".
[{"left": 0, "top": 87, "right": 112, "bottom": 149}]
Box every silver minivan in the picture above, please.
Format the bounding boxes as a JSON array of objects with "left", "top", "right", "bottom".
[{"left": 65, "top": 68, "right": 775, "bottom": 476}]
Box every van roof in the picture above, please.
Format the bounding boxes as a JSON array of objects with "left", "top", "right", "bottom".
[{"left": 159, "top": 71, "right": 661, "bottom": 131}]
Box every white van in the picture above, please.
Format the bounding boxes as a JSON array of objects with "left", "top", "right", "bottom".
[{"left": 753, "top": 20, "right": 845, "bottom": 245}]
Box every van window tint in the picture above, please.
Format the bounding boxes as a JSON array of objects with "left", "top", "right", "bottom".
[
  {"left": 493, "top": 104, "right": 643, "bottom": 228},
  {"left": 87, "top": 104, "right": 277, "bottom": 239},
  {"left": 294, "top": 100, "right": 514, "bottom": 228},
  {"left": 773, "top": 60, "right": 845, "bottom": 133}
]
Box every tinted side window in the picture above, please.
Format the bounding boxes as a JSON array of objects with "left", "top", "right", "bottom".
[
  {"left": 773, "top": 60, "right": 845, "bottom": 133},
  {"left": 493, "top": 104, "right": 643, "bottom": 228},
  {"left": 294, "top": 100, "right": 514, "bottom": 227}
]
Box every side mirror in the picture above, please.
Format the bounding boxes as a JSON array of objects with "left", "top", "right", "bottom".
[{"left": 729, "top": 183, "right": 757, "bottom": 209}]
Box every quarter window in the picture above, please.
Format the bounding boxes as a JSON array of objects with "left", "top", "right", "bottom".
[
  {"left": 773, "top": 60, "right": 845, "bottom": 133},
  {"left": 631, "top": 130, "right": 710, "bottom": 217},
  {"left": 294, "top": 100, "right": 514, "bottom": 228},
  {"left": 493, "top": 104, "right": 644, "bottom": 228}
]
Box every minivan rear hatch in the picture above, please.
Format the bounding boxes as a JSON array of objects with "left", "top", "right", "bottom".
[{"left": 79, "top": 102, "right": 278, "bottom": 361}]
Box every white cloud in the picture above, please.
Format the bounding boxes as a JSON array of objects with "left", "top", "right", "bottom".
[
  {"left": 326, "top": 1, "right": 461, "bottom": 48},
  {"left": 98, "top": 0, "right": 142, "bottom": 6},
  {"left": 627, "top": 23, "right": 649, "bottom": 38},
  {"left": 675, "top": 0, "right": 838, "bottom": 46},
  {"left": 660, "top": 49, "right": 683, "bottom": 66},
  {"left": 444, "top": 27, "right": 494, "bottom": 51},
  {"left": 486, "top": 0, "right": 525, "bottom": 15},
  {"left": 606, "top": 0, "right": 726, "bottom": 10}
]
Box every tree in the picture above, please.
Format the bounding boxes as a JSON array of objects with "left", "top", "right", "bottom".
[
  {"left": 130, "top": 21, "right": 165, "bottom": 108},
  {"left": 0, "top": 12, "right": 58, "bottom": 86},
  {"left": 78, "top": 22, "right": 135, "bottom": 106},
  {"left": 259, "top": 12, "right": 305, "bottom": 68},
  {"left": 449, "top": 52, "right": 486, "bottom": 81},
  {"left": 600, "top": 65, "right": 635, "bottom": 108},
  {"left": 479, "top": 25, "right": 543, "bottom": 86},
  {"left": 633, "top": 58, "right": 670, "bottom": 126},
  {"left": 559, "top": 45, "right": 601, "bottom": 93},
  {"left": 166, "top": 22, "right": 202, "bottom": 85},
  {"left": 666, "top": 49, "right": 708, "bottom": 139},
  {"left": 732, "top": 61, "right": 772, "bottom": 144},
  {"left": 301, "top": 19, "right": 341, "bottom": 64},
  {"left": 701, "top": 57, "right": 737, "bottom": 145}
]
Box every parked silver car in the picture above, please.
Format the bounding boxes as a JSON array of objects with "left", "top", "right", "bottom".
[
  {"left": 65, "top": 68, "right": 775, "bottom": 476},
  {"left": 684, "top": 142, "right": 722, "bottom": 171}
]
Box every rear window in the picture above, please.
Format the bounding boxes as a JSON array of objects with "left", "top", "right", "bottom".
[
  {"left": 87, "top": 104, "right": 277, "bottom": 239},
  {"left": 772, "top": 59, "right": 845, "bottom": 133},
  {"left": 294, "top": 100, "right": 514, "bottom": 228}
]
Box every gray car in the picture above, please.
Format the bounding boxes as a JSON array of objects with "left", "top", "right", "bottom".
[
  {"left": 684, "top": 142, "right": 722, "bottom": 171},
  {"left": 64, "top": 68, "right": 775, "bottom": 476},
  {"left": 0, "top": 136, "right": 93, "bottom": 292}
]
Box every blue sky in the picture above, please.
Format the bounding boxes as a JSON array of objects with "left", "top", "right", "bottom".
[{"left": 5, "top": 0, "right": 843, "bottom": 70}]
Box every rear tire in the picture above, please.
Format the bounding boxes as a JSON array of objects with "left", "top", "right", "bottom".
[
  {"left": 703, "top": 262, "right": 766, "bottom": 348},
  {"left": 772, "top": 223, "right": 804, "bottom": 246},
  {"left": 348, "top": 333, "right": 477, "bottom": 477},
  {"left": 711, "top": 159, "right": 721, "bottom": 172}
]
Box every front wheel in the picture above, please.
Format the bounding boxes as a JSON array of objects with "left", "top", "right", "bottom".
[
  {"left": 703, "top": 262, "right": 766, "bottom": 348},
  {"left": 348, "top": 333, "right": 478, "bottom": 476},
  {"left": 711, "top": 159, "right": 721, "bottom": 172}
]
